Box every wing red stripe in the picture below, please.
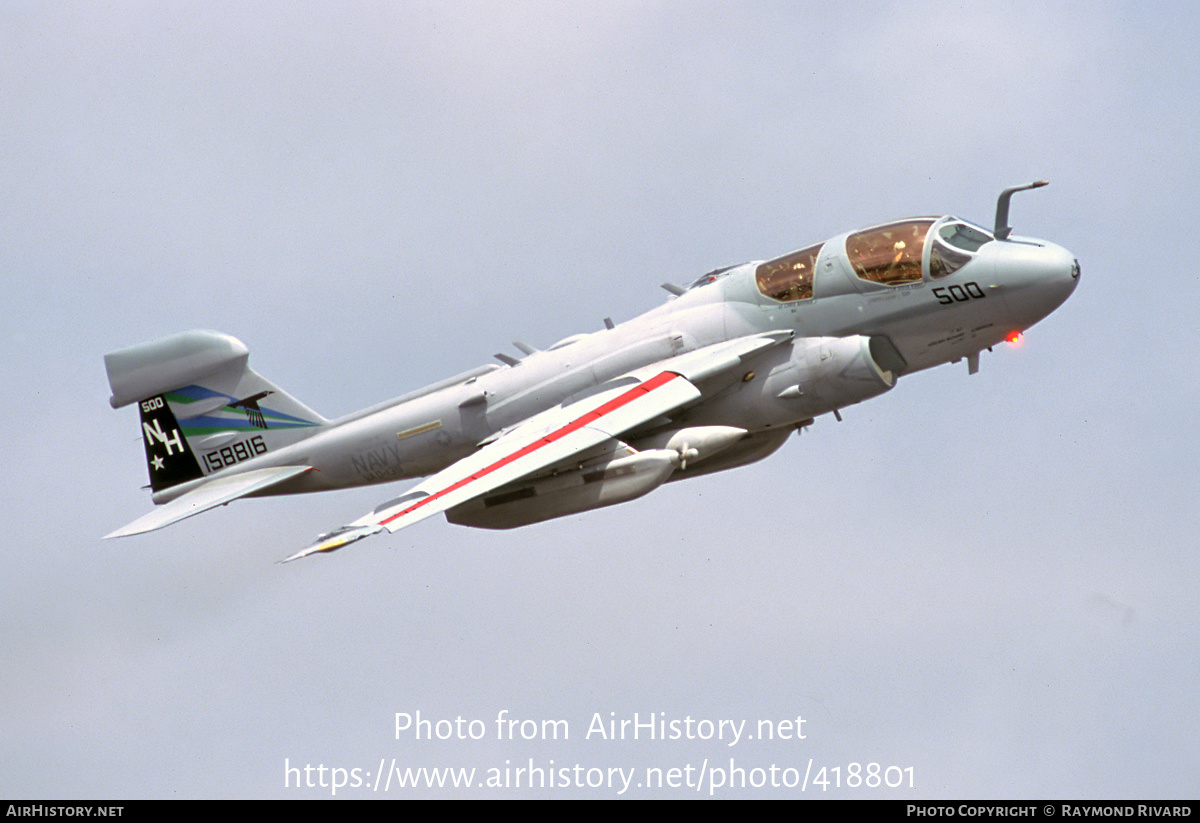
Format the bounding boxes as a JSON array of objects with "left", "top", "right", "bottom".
[{"left": 379, "top": 371, "right": 681, "bottom": 526}]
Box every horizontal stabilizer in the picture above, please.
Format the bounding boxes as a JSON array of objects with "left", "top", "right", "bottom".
[{"left": 106, "top": 465, "right": 312, "bottom": 538}]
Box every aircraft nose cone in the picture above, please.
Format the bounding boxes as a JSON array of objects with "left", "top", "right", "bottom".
[
  {"left": 1044, "top": 242, "right": 1080, "bottom": 309},
  {"left": 993, "top": 239, "right": 1079, "bottom": 331}
]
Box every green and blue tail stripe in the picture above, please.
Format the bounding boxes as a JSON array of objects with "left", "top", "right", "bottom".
[{"left": 165, "top": 385, "right": 322, "bottom": 436}]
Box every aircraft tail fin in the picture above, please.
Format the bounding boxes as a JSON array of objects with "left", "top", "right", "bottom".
[{"left": 105, "top": 330, "right": 328, "bottom": 493}]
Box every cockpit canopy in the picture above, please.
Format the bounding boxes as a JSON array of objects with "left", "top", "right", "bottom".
[
  {"left": 753, "top": 216, "right": 994, "bottom": 302},
  {"left": 756, "top": 242, "right": 823, "bottom": 302},
  {"left": 929, "top": 220, "right": 992, "bottom": 279},
  {"left": 845, "top": 219, "right": 932, "bottom": 286}
]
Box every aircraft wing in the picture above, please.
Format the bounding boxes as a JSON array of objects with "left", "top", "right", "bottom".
[
  {"left": 106, "top": 465, "right": 314, "bottom": 538},
  {"left": 284, "top": 330, "right": 792, "bottom": 562},
  {"left": 283, "top": 370, "right": 699, "bottom": 561}
]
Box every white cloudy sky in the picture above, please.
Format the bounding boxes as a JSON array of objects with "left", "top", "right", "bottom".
[{"left": 3, "top": 1, "right": 1197, "bottom": 799}]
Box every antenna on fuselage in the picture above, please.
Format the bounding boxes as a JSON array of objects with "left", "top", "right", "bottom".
[{"left": 994, "top": 180, "right": 1049, "bottom": 240}]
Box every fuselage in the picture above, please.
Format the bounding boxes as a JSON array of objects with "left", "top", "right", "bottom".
[{"left": 154, "top": 213, "right": 1079, "bottom": 505}]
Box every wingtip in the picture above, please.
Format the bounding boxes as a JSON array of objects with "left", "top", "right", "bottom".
[
  {"left": 281, "top": 523, "right": 385, "bottom": 563},
  {"left": 104, "top": 521, "right": 150, "bottom": 540}
]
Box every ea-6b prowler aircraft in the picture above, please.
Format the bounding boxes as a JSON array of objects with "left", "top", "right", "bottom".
[{"left": 104, "top": 182, "right": 1078, "bottom": 562}]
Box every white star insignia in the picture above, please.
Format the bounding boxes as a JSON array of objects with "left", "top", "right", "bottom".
[{"left": 151, "top": 455, "right": 165, "bottom": 471}]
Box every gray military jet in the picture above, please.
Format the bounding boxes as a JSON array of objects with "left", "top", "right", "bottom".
[{"left": 104, "top": 182, "right": 1078, "bottom": 561}]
